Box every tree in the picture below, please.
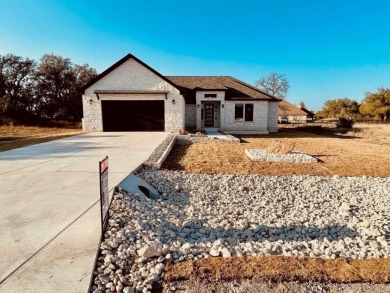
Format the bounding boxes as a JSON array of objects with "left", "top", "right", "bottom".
[
  {"left": 0, "top": 54, "right": 36, "bottom": 116},
  {"left": 359, "top": 88, "right": 390, "bottom": 120},
  {"left": 255, "top": 73, "right": 290, "bottom": 99},
  {"left": 316, "top": 98, "right": 360, "bottom": 119},
  {"left": 33, "top": 54, "right": 96, "bottom": 120},
  {"left": 64, "top": 63, "right": 97, "bottom": 120},
  {"left": 298, "top": 101, "right": 306, "bottom": 109}
]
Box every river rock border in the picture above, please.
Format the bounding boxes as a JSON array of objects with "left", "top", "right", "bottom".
[
  {"left": 90, "top": 169, "right": 390, "bottom": 292},
  {"left": 144, "top": 134, "right": 176, "bottom": 169},
  {"left": 245, "top": 149, "right": 319, "bottom": 163},
  {"left": 176, "top": 134, "right": 240, "bottom": 145}
]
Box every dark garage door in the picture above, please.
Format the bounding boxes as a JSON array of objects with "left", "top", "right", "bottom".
[{"left": 102, "top": 100, "right": 164, "bottom": 131}]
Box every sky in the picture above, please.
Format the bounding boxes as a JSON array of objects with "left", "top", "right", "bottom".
[{"left": 1, "top": 0, "right": 390, "bottom": 111}]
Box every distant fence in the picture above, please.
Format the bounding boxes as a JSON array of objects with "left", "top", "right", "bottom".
[{"left": 313, "top": 119, "right": 390, "bottom": 125}]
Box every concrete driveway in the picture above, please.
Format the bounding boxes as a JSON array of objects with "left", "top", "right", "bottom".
[{"left": 0, "top": 132, "right": 168, "bottom": 292}]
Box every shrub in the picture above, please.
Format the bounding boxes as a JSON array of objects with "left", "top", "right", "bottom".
[{"left": 336, "top": 117, "right": 355, "bottom": 129}]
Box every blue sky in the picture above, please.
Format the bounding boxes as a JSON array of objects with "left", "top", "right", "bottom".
[{"left": 1, "top": 0, "right": 390, "bottom": 111}]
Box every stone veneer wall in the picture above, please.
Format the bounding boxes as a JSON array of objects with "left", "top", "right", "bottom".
[
  {"left": 267, "top": 102, "right": 279, "bottom": 132},
  {"left": 222, "top": 101, "right": 269, "bottom": 132},
  {"left": 185, "top": 104, "right": 196, "bottom": 130},
  {"left": 82, "top": 58, "right": 185, "bottom": 132}
]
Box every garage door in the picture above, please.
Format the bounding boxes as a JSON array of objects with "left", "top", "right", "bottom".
[{"left": 101, "top": 100, "right": 164, "bottom": 131}]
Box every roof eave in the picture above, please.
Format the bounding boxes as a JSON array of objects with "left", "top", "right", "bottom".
[{"left": 83, "top": 53, "right": 180, "bottom": 92}]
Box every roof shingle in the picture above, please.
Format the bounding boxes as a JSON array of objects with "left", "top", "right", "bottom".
[
  {"left": 278, "top": 100, "right": 308, "bottom": 116},
  {"left": 166, "top": 76, "right": 281, "bottom": 103}
]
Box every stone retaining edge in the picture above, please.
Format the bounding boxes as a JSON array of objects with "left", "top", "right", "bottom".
[{"left": 154, "top": 135, "right": 177, "bottom": 169}]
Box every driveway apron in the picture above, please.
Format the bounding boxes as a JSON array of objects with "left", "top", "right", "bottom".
[{"left": 0, "top": 132, "right": 167, "bottom": 292}]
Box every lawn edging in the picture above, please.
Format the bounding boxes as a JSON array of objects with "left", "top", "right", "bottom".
[{"left": 144, "top": 134, "right": 176, "bottom": 169}]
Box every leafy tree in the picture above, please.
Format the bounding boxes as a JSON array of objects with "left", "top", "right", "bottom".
[
  {"left": 64, "top": 63, "right": 97, "bottom": 120},
  {"left": 359, "top": 88, "right": 390, "bottom": 120},
  {"left": 316, "top": 98, "right": 360, "bottom": 119},
  {"left": 0, "top": 54, "right": 36, "bottom": 116},
  {"left": 255, "top": 73, "right": 289, "bottom": 99},
  {"left": 34, "top": 54, "right": 96, "bottom": 120}
]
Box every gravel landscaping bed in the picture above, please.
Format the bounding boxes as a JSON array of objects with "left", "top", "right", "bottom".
[
  {"left": 91, "top": 169, "right": 389, "bottom": 292},
  {"left": 144, "top": 135, "right": 175, "bottom": 168},
  {"left": 245, "top": 149, "right": 319, "bottom": 163}
]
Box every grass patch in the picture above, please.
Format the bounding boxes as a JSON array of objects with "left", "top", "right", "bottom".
[
  {"left": 164, "top": 256, "right": 390, "bottom": 283},
  {"left": 0, "top": 124, "right": 82, "bottom": 152},
  {"left": 163, "top": 129, "right": 390, "bottom": 177}
]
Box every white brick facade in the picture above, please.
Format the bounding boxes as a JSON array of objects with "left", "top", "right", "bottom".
[
  {"left": 185, "top": 104, "right": 196, "bottom": 129},
  {"left": 82, "top": 55, "right": 279, "bottom": 134},
  {"left": 82, "top": 58, "right": 185, "bottom": 132},
  {"left": 267, "top": 102, "right": 279, "bottom": 132},
  {"left": 195, "top": 91, "right": 225, "bottom": 129},
  {"left": 222, "top": 101, "right": 269, "bottom": 133},
  {"left": 190, "top": 91, "right": 277, "bottom": 133}
]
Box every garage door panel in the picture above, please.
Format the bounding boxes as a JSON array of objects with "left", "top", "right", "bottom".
[{"left": 102, "top": 100, "right": 164, "bottom": 131}]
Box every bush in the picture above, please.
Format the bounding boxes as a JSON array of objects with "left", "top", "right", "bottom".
[{"left": 336, "top": 117, "right": 355, "bottom": 129}]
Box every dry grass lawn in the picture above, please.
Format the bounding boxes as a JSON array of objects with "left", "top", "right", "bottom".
[
  {"left": 164, "top": 256, "right": 390, "bottom": 283},
  {"left": 0, "top": 124, "right": 82, "bottom": 152},
  {"left": 164, "top": 126, "right": 390, "bottom": 177}
]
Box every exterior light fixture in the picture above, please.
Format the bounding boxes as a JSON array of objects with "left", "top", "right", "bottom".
[
  {"left": 222, "top": 104, "right": 224, "bottom": 108},
  {"left": 197, "top": 104, "right": 200, "bottom": 108},
  {"left": 172, "top": 99, "right": 175, "bottom": 104},
  {"left": 88, "top": 98, "right": 93, "bottom": 105}
]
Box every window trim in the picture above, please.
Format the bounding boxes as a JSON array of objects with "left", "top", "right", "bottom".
[
  {"left": 204, "top": 93, "right": 217, "bottom": 98},
  {"left": 244, "top": 103, "right": 254, "bottom": 122},
  {"left": 234, "top": 103, "right": 244, "bottom": 121},
  {"left": 234, "top": 103, "right": 254, "bottom": 122}
]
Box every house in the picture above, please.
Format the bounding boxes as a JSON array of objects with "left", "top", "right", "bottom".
[
  {"left": 297, "top": 105, "right": 316, "bottom": 122},
  {"left": 82, "top": 54, "right": 281, "bottom": 133},
  {"left": 278, "top": 100, "right": 309, "bottom": 123}
]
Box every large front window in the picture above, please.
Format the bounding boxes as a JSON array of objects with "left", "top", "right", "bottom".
[{"left": 235, "top": 103, "right": 253, "bottom": 121}]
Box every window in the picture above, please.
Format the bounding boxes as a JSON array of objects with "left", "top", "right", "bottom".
[
  {"left": 245, "top": 104, "right": 253, "bottom": 121},
  {"left": 204, "top": 94, "right": 217, "bottom": 98},
  {"left": 235, "top": 103, "right": 254, "bottom": 122},
  {"left": 235, "top": 104, "right": 244, "bottom": 121}
]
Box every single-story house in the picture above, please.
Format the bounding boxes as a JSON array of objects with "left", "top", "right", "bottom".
[
  {"left": 82, "top": 54, "right": 281, "bottom": 133},
  {"left": 278, "top": 100, "right": 309, "bottom": 123},
  {"left": 298, "top": 105, "right": 316, "bottom": 122}
]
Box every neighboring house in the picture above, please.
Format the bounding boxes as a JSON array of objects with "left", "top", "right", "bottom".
[
  {"left": 297, "top": 105, "right": 316, "bottom": 122},
  {"left": 278, "top": 100, "right": 308, "bottom": 123},
  {"left": 82, "top": 54, "right": 281, "bottom": 133}
]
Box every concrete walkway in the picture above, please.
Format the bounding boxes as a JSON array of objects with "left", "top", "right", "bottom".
[
  {"left": 0, "top": 132, "right": 168, "bottom": 292},
  {"left": 204, "top": 128, "right": 234, "bottom": 141}
]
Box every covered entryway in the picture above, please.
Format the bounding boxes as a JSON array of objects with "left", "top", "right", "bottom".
[
  {"left": 201, "top": 101, "right": 221, "bottom": 128},
  {"left": 101, "top": 100, "right": 164, "bottom": 131}
]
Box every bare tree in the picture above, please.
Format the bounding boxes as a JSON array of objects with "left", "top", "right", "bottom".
[{"left": 255, "top": 73, "right": 289, "bottom": 99}]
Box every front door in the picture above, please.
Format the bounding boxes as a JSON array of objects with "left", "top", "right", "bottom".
[{"left": 204, "top": 104, "right": 214, "bottom": 127}]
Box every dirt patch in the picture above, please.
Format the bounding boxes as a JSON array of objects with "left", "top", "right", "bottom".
[
  {"left": 164, "top": 256, "right": 390, "bottom": 284},
  {"left": 163, "top": 130, "right": 390, "bottom": 177},
  {"left": 0, "top": 125, "right": 82, "bottom": 152},
  {"left": 163, "top": 279, "right": 390, "bottom": 293}
]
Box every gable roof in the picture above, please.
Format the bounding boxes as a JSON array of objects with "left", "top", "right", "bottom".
[
  {"left": 83, "top": 53, "right": 180, "bottom": 91},
  {"left": 83, "top": 53, "right": 282, "bottom": 103},
  {"left": 300, "top": 107, "right": 315, "bottom": 117},
  {"left": 166, "top": 76, "right": 281, "bottom": 103},
  {"left": 278, "top": 100, "right": 308, "bottom": 116}
]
